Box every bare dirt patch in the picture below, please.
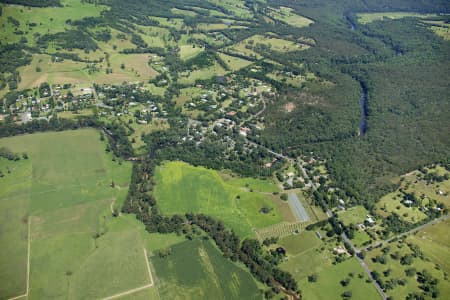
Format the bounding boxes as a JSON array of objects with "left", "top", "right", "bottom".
[{"left": 284, "top": 102, "right": 296, "bottom": 112}]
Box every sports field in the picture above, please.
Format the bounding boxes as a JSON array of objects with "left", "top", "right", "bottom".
[
  {"left": 0, "top": 129, "right": 167, "bottom": 299},
  {"left": 152, "top": 238, "right": 261, "bottom": 300},
  {"left": 154, "top": 161, "right": 283, "bottom": 237}
]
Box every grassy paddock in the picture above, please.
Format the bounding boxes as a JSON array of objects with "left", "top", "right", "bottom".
[
  {"left": 0, "top": 0, "right": 107, "bottom": 45},
  {"left": 152, "top": 238, "right": 261, "bottom": 300},
  {"left": 154, "top": 161, "right": 283, "bottom": 237},
  {"left": 0, "top": 129, "right": 173, "bottom": 299},
  {"left": 357, "top": 12, "right": 439, "bottom": 24},
  {"left": 298, "top": 258, "right": 380, "bottom": 300}
]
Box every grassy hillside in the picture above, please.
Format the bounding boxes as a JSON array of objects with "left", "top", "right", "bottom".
[
  {"left": 154, "top": 161, "right": 282, "bottom": 237},
  {"left": 152, "top": 238, "right": 261, "bottom": 300},
  {"left": 0, "top": 129, "right": 171, "bottom": 299}
]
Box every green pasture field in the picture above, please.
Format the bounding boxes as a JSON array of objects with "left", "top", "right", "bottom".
[
  {"left": 266, "top": 6, "right": 314, "bottom": 28},
  {"left": 135, "top": 25, "right": 174, "bottom": 48},
  {"left": 208, "top": 0, "right": 253, "bottom": 19},
  {"left": 377, "top": 192, "right": 428, "bottom": 223},
  {"left": 279, "top": 229, "right": 378, "bottom": 300},
  {"left": 365, "top": 238, "right": 450, "bottom": 299},
  {"left": 178, "top": 62, "right": 227, "bottom": 85},
  {"left": 218, "top": 53, "right": 254, "bottom": 71},
  {"left": 357, "top": 12, "right": 439, "bottom": 24},
  {"left": 0, "top": 0, "right": 107, "bottom": 45},
  {"left": 196, "top": 23, "right": 247, "bottom": 31},
  {"left": 190, "top": 33, "right": 231, "bottom": 47},
  {"left": 407, "top": 218, "right": 450, "bottom": 273},
  {"left": 298, "top": 258, "right": 380, "bottom": 300},
  {"left": 247, "top": 34, "right": 310, "bottom": 52},
  {"left": 179, "top": 44, "right": 205, "bottom": 60},
  {"left": 338, "top": 205, "right": 368, "bottom": 226},
  {"left": 0, "top": 129, "right": 176, "bottom": 299},
  {"left": 150, "top": 17, "right": 185, "bottom": 30},
  {"left": 0, "top": 158, "right": 31, "bottom": 298},
  {"left": 376, "top": 165, "right": 449, "bottom": 223},
  {"left": 223, "top": 174, "right": 279, "bottom": 193},
  {"left": 422, "top": 20, "right": 450, "bottom": 40},
  {"left": 171, "top": 7, "right": 197, "bottom": 17},
  {"left": 174, "top": 87, "right": 204, "bottom": 107},
  {"left": 57, "top": 108, "right": 94, "bottom": 119},
  {"left": 17, "top": 53, "right": 158, "bottom": 89},
  {"left": 278, "top": 231, "right": 322, "bottom": 256},
  {"left": 130, "top": 119, "right": 170, "bottom": 151},
  {"left": 154, "top": 161, "right": 283, "bottom": 237},
  {"left": 152, "top": 238, "right": 261, "bottom": 300}
]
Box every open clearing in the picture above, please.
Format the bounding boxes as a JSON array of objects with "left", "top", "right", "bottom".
[
  {"left": 407, "top": 218, "right": 450, "bottom": 273},
  {"left": 0, "top": 129, "right": 170, "bottom": 299},
  {"left": 298, "top": 258, "right": 380, "bottom": 300},
  {"left": 365, "top": 235, "right": 450, "bottom": 299},
  {"left": 357, "top": 12, "right": 440, "bottom": 24},
  {"left": 338, "top": 205, "right": 368, "bottom": 226},
  {"left": 218, "top": 53, "right": 254, "bottom": 72},
  {"left": 266, "top": 6, "right": 314, "bottom": 28},
  {"left": 18, "top": 53, "right": 158, "bottom": 89},
  {"left": 278, "top": 230, "right": 379, "bottom": 300},
  {"left": 152, "top": 238, "right": 261, "bottom": 300},
  {"left": 154, "top": 161, "right": 283, "bottom": 237},
  {"left": 0, "top": 0, "right": 107, "bottom": 45},
  {"left": 376, "top": 165, "right": 449, "bottom": 223}
]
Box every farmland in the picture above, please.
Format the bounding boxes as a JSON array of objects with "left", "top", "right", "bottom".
[
  {"left": 364, "top": 231, "right": 450, "bottom": 299},
  {"left": 0, "top": 0, "right": 107, "bottom": 45},
  {"left": 152, "top": 238, "right": 261, "bottom": 300},
  {"left": 154, "top": 161, "right": 283, "bottom": 237},
  {"left": 376, "top": 165, "right": 449, "bottom": 224},
  {"left": 357, "top": 12, "right": 440, "bottom": 24},
  {"left": 266, "top": 6, "right": 314, "bottom": 28},
  {"left": 278, "top": 230, "right": 380, "bottom": 300},
  {"left": 17, "top": 53, "right": 158, "bottom": 90},
  {"left": 0, "top": 129, "right": 167, "bottom": 299}
]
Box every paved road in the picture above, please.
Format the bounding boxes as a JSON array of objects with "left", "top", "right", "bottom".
[{"left": 288, "top": 193, "right": 310, "bottom": 222}]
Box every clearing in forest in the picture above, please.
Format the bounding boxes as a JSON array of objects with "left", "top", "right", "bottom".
[{"left": 154, "top": 161, "right": 283, "bottom": 237}]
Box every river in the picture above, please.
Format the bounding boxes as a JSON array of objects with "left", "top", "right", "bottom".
[{"left": 344, "top": 16, "right": 369, "bottom": 136}]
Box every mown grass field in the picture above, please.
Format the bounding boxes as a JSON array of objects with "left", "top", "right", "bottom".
[
  {"left": 277, "top": 230, "right": 379, "bottom": 300},
  {"left": 178, "top": 62, "right": 227, "bottom": 85},
  {"left": 376, "top": 166, "right": 449, "bottom": 223},
  {"left": 152, "top": 238, "right": 261, "bottom": 300},
  {"left": 422, "top": 20, "right": 450, "bottom": 40},
  {"left": 0, "top": 0, "right": 107, "bottom": 45},
  {"left": 0, "top": 158, "right": 30, "bottom": 298},
  {"left": 179, "top": 45, "right": 205, "bottom": 60},
  {"left": 154, "top": 161, "right": 283, "bottom": 237},
  {"left": 218, "top": 53, "right": 254, "bottom": 71},
  {"left": 266, "top": 6, "right": 314, "bottom": 28},
  {"left": 357, "top": 12, "right": 439, "bottom": 24},
  {"left": 298, "top": 258, "right": 380, "bottom": 300},
  {"left": 0, "top": 129, "right": 173, "bottom": 299},
  {"left": 17, "top": 53, "right": 158, "bottom": 89},
  {"left": 338, "top": 205, "right": 368, "bottom": 226},
  {"left": 407, "top": 218, "right": 450, "bottom": 273}
]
